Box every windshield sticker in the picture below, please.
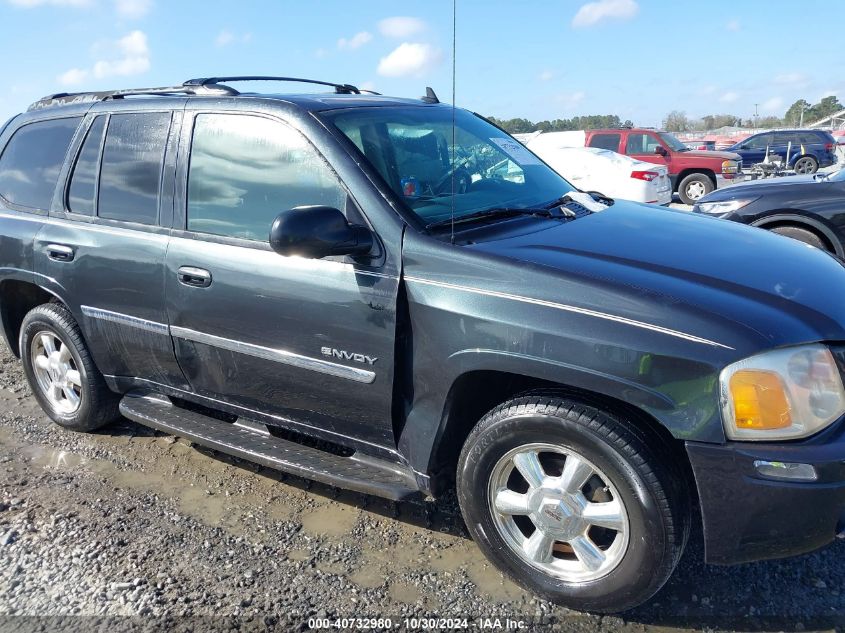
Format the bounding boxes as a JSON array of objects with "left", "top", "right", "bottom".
[{"left": 490, "top": 138, "right": 542, "bottom": 166}]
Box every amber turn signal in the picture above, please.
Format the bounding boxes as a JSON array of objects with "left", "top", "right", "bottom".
[{"left": 729, "top": 370, "right": 792, "bottom": 430}]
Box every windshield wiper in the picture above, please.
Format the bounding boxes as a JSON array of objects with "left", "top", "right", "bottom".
[{"left": 425, "top": 207, "right": 549, "bottom": 230}]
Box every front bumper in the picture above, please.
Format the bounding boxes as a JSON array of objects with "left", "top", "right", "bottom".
[
  {"left": 686, "top": 420, "right": 845, "bottom": 565},
  {"left": 715, "top": 172, "right": 747, "bottom": 188}
]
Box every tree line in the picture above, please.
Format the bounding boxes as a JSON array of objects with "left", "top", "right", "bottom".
[
  {"left": 485, "top": 95, "right": 843, "bottom": 135},
  {"left": 662, "top": 96, "right": 844, "bottom": 132},
  {"left": 485, "top": 114, "right": 633, "bottom": 134}
]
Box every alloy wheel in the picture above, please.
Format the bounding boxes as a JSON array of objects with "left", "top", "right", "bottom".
[
  {"left": 488, "top": 443, "right": 629, "bottom": 582},
  {"left": 30, "top": 331, "right": 83, "bottom": 414}
]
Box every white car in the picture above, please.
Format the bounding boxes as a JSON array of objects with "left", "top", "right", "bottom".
[{"left": 522, "top": 136, "right": 672, "bottom": 205}]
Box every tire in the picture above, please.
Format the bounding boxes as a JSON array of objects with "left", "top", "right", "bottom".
[
  {"left": 456, "top": 393, "right": 690, "bottom": 613},
  {"left": 20, "top": 303, "right": 120, "bottom": 432},
  {"left": 793, "top": 156, "right": 818, "bottom": 175},
  {"left": 769, "top": 225, "right": 829, "bottom": 251},
  {"left": 677, "top": 173, "right": 714, "bottom": 205}
]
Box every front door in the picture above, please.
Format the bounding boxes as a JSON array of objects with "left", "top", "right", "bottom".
[
  {"left": 165, "top": 111, "right": 399, "bottom": 448},
  {"left": 624, "top": 132, "right": 670, "bottom": 169}
]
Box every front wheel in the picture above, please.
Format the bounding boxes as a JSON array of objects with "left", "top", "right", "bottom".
[
  {"left": 677, "top": 173, "right": 714, "bottom": 205},
  {"left": 456, "top": 393, "right": 690, "bottom": 613}
]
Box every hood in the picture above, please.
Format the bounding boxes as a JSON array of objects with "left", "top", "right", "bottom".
[
  {"left": 466, "top": 202, "right": 845, "bottom": 353},
  {"left": 700, "top": 174, "right": 820, "bottom": 200},
  {"left": 678, "top": 149, "right": 740, "bottom": 161}
]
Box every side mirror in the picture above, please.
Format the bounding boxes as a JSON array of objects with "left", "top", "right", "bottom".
[
  {"left": 654, "top": 145, "right": 668, "bottom": 156},
  {"left": 269, "top": 206, "right": 373, "bottom": 259}
]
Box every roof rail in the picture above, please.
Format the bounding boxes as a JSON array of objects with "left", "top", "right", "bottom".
[
  {"left": 184, "top": 76, "right": 361, "bottom": 95},
  {"left": 28, "top": 83, "right": 235, "bottom": 111}
]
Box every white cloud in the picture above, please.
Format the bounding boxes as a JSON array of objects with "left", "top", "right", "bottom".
[
  {"left": 720, "top": 91, "right": 739, "bottom": 103},
  {"left": 215, "top": 30, "right": 251, "bottom": 47},
  {"left": 93, "top": 30, "right": 149, "bottom": 78},
  {"left": 115, "top": 0, "right": 151, "bottom": 18},
  {"left": 337, "top": 31, "right": 372, "bottom": 51},
  {"left": 377, "top": 42, "right": 442, "bottom": 77},
  {"left": 726, "top": 19, "right": 740, "bottom": 32},
  {"left": 59, "top": 30, "right": 150, "bottom": 84},
  {"left": 761, "top": 96, "right": 784, "bottom": 113},
  {"left": 57, "top": 67, "right": 88, "bottom": 86},
  {"left": 538, "top": 70, "right": 554, "bottom": 82},
  {"left": 557, "top": 91, "right": 586, "bottom": 108},
  {"left": 572, "top": 0, "right": 638, "bottom": 28},
  {"left": 8, "top": 0, "right": 92, "bottom": 6},
  {"left": 378, "top": 16, "right": 426, "bottom": 39},
  {"left": 215, "top": 30, "right": 234, "bottom": 47},
  {"left": 774, "top": 72, "right": 808, "bottom": 87}
]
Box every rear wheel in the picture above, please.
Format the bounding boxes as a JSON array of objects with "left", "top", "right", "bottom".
[
  {"left": 793, "top": 156, "right": 818, "bottom": 175},
  {"left": 677, "top": 173, "right": 713, "bottom": 205},
  {"left": 769, "top": 225, "right": 829, "bottom": 252},
  {"left": 457, "top": 393, "right": 690, "bottom": 613},
  {"left": 20, "top": 303, "right": 120, "bottom": 432}
]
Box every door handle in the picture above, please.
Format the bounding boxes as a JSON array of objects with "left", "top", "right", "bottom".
[
  {"left": 177, "top": 266, "right": 212, "bottom": 288},
  {"left": 46, "top": 244, "right": 75, "bottom": 262}
]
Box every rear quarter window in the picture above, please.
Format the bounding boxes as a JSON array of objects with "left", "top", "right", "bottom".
[
  {"left": 0, "top": 117, "right": 81, "bottom": 210},
  {"left": 588, "top": 133, "right": 621, "bottom": 151}
]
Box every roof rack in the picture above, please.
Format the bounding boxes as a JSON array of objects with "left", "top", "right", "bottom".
[
  {"left": 184, "top": 76, "right": 361, "bottom": 95},
  {"left": 28, "top": 75, "right": 361, "bottom": 111},
  {"left": 28, "top": 83, "right": 235, "bottom": 111}
]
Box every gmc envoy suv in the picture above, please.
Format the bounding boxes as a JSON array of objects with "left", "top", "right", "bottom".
[{"left": 1, "top": 76, "right": 845, "bottom": 613}]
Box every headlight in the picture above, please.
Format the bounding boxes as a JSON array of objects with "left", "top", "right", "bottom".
[
  {"left": 720, "top": 344, "right": 845, "bottom": 440},
  {"left": 721, "top": 160, "right": 739, "bottom": 174},
  {"left": 697, "top": 197, "right": 758, "bottom": 214}
]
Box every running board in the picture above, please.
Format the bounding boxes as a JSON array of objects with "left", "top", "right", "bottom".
[{"left": 118, "top": 393, "right": 421, "bottom": 501}]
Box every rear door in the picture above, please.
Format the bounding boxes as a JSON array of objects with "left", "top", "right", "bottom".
[
  {"left": 165, "top": 108, "right": 399, "bottom": 448},
  {"left": 34, "top": 106, "right": 186, "bottom": 388}
]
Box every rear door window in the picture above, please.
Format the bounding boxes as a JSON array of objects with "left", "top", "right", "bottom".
[
  {"left": 67, "top": 116, "right": 107, "bottom": 216},
  {"left": 0, "top": 117, "right": 81, "bottom": 210},
  {"left": 98, "top": 112, "right": 171, "bottom": 225},
  {"left": 588, "top": 133, "right": 621, "bottom": 151}
]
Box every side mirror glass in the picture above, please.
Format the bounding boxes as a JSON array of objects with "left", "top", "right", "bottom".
[
  {"left": 654, "top": 145, "right": 667, "bottom": 156},
  {"left": 269, "top": 206, "right": 373, "bottom": 259}
]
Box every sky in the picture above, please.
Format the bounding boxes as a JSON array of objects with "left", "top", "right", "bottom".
[{"left": 1, "top": 0, "right": 843, "bottom": 127}]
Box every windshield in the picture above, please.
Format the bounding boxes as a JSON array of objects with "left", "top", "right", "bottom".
[
  {"left": 658, "top": 132, "right": 689, "bottom": 152},
  {"left": 323, "top": 106, "right": 574, "bottom": 227}
]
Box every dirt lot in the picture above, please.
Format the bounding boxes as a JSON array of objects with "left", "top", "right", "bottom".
[{"left": 0, "top": 340, "right": 843, "bottom": 632}]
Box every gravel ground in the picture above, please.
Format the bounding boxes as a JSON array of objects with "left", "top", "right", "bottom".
[{"left": 0, "top": 341, "right": 843, "bottom": 632}]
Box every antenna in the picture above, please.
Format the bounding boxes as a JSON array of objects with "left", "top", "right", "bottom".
[{"left": 450, "top": 0, "right": 457, "bottom": 244}]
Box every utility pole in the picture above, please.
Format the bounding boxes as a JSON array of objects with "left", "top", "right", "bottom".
[{"left": 753, "top": 103, "right": 759, "bottom": 128}]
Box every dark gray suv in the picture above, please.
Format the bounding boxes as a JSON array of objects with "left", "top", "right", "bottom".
[{"left": 2, "top": 76, "right": 845, "bottom": 613}]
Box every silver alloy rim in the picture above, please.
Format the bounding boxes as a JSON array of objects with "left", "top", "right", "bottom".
[
  {"left": 686, "top": 181, "right": 707, "bottom": 200},
  {"left": 794, "top": 158, "right": 814, "bottom": 174},
  {"left": 488, "top": 443, "right": 629, "bottom": 582},
  {"left": 30, "top": 331, "right": 82, "bottom": 414}
]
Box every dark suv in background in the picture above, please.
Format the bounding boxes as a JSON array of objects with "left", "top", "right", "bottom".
[
  {"left": 727, "top": 129, "right": 838, "bottom": 174},
  {"left": 3, "top": 77, "right": 845, "bottom": 614}
]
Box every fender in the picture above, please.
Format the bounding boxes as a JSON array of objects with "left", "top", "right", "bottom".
[
  {"left": 399, "top": 346, "right": 724, "bottom": 476},
  {"left": 752, "top": 212, "right": 844, "bottom": 258}
]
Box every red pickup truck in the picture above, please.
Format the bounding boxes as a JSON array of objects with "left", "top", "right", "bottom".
[{"left": 584, "top": 128, "right": 744, "bottom": 204}]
